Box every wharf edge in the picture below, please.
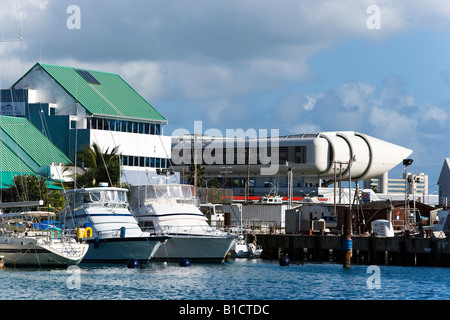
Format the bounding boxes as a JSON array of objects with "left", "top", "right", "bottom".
[{"left": 253, "top": 234, "right": 450, "bottom": 267}]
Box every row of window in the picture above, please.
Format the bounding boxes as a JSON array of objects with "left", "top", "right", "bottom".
[
  {"left": 174, "top": 146, "right": 307, "bottom": 165},
  {"left": 121, "top": 155, "right": 170, "bottom": 169},
  {"left": 88, "top": 117, "right": 162, "bottom": 135}
]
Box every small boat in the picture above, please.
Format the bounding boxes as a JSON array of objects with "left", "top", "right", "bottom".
[
  {"left": 426, "top": 209, "right": 450, "bottom": 238},
  {"left": 61, "top": 185, "right": 169, "bottom": 263},
  {"left": 259, "top": 195, "right": 283, "bottom": 204},
  {"left": 231, "top": 235, "right": 263, "bottom": 259},
  {"left": 0, "top": 210, "right": 88, "bottom": 267},
  {"left": 130, "top": 183, "right": 238, "bottom": 263}
]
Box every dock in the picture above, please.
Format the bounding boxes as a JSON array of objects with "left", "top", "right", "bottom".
[{"left": 254, "top": 234, "right": 450, "bottom": 267}]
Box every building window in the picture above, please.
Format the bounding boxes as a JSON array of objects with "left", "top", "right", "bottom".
[
  {"left": 295, "top": 146, "right": 307, "bottom": 164},
  {"left": 90, "top": 117, "right": 162, "bottom": 136},
  {"left": 279, "top": 146, "right": 289, "bottom": 163},
  {"left": 120, "top": 155, "right": 169, "bottom": 169}
]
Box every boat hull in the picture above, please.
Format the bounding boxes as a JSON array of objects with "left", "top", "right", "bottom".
[
  {"left": 0, "top": 242, "right": 88, "bottom": 267},
  {"left": 151, "top": 235, "right": 238, "bottom": 263},
  {"left": 82, "top": 236, "right": 168, "bottom": 263}
]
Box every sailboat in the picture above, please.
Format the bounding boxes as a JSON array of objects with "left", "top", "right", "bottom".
[{"left": 0, "top": 200, "right": 89, "bottom": 267}]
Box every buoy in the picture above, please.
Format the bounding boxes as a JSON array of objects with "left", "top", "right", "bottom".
[
  {"left": 179, "top": 258, "right": 191, "bottom": 267},
  {"left": 93, "top": 236, "right": 100, "bottom": 249},
  {"left": 84, "top": 227, "right": 93, "bottom": 238},
  {"left": 120, "top": 226, "right": 126, "bottom": 238},
  {"left": 127, "top": 259, "right": 141, "bottom": 269},
  {"left": 225, "top": 250, "right": 232, "bottom": 263},
  {"left": 279, "top": 255, "right": 290, "bottom": 266}
]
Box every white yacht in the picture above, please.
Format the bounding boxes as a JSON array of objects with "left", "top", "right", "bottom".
[
  {"left": 61, "top": 185, "right": 169, "bottom": 263},
  {"left": 0, "top": 210, "right": 88, "bottom": 267},
  {"left": 130, "top": 184, "right": 238, "bottom": 263}
]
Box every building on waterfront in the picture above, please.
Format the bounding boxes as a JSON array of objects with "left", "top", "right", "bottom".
[
  {"left": 438, "top": 158, "right": 450, "bottom": 207},
  {"left": 363, "top": 172, "right": 429, "bottom": 195},
  {"left": 171, "top": 131, "right": 413, "bottom": 201},
  {"left": 1, "top": 62, "right": 176, "bottom": 186},
  {"left": 0, "top": 115, "right": 70, "bottom": 189}
]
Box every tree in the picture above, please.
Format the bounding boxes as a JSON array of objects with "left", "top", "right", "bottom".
[
  {"left": 69, "top": 142, "right": 121, "bottom": 188},
  {"left": 186, "top": 163, "right": 206, "bottom": 187},
  {"left": 2, "top": 174, "right": 50, "bottom": 207}
]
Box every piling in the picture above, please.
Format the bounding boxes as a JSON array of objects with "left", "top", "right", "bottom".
[
  {"left": 255, "top": 233, "right": 450, "bottom": 268},
  {"left": 343, "top": 209, "right": 352, "bottom": 268}
]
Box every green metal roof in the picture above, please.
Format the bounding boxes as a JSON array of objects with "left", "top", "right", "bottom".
[
  {"left": 0, "top": 141, "right": 34, "bottom": 174},
  {"left": 0, "top": 142, "right": 62, "bottom": 190},
  {"left": 14, "top": 63, "right": 167, "bottom": 122},
  {"left": 0, "top": 115, "right": 71, "bottom": 167}
]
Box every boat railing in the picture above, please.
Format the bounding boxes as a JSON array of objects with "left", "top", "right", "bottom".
[
  {"left": 79, "top": 201, "right": 129, "bottom": 210},
  {"left": 144, "top": 224, "right": 228, "bottom": 237}
]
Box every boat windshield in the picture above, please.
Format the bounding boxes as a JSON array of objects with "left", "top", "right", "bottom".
[
  {"left": 132, "top": 184, "right": 195, "bottom": 205},
  {"left": 143, "top": 185, "right": 194, "bottom": 200},
  {"left": 67, "top": 189, "right": 129, "bottom": 209}
]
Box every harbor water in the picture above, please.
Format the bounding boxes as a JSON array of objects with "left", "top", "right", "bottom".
[{"left": 0, "top": 259, "right": 449, "bottom": 301}]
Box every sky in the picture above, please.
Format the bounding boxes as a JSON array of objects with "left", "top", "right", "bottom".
[{"left": 0, "top": 0, "right": 449, "bottom": 193}]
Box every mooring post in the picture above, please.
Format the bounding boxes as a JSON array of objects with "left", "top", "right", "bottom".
[{"left": 343, "top": 209, "right": 352, "bottom": 268}]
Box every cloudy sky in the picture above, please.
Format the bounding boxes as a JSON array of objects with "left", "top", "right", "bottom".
[{"left": 1, "top": 0, "right": 449, "bottom": 192}]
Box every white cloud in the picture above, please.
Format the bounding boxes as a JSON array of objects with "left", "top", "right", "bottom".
[
  {"left": 303, "top": 95, "right": 317, "bottom": 111},
  {"left": 289, "top": 123, "right": 321, "bottom": 135},
  {"left": 419, "top": 103, "right": 448, "bottom": 124}
]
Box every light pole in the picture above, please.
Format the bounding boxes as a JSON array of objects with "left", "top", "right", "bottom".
[
  {"left": 286, "top": 161, "right": 293, "bottom": 209},
  {"left": 403, "top": 158, "right": 413, "bottom": 229},
  {"left": 348, "top": 155, "right": 356, "bottom": 211}
]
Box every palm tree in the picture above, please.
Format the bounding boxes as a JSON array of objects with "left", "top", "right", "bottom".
[
  {"left": 69, "top": 142, "right": 121, "bottom": 188},
  {"left": 186, "top": 163, "right": 206, "bottom": 187}
]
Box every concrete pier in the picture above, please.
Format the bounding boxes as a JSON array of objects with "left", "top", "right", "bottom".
[{"left": 254, "top": 234, "right": 450, "bottom": 267}]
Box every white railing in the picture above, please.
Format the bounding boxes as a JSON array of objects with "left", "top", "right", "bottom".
[{"left": 144, "top": 224, "right": 228, "bottom": 237}]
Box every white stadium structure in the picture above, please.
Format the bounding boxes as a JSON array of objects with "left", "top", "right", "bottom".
[{"left": 171, "top": 131, "right": 413, "bottom": 199}]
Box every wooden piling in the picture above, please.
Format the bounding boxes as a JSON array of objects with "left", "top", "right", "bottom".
[
  {"left": 256, "top": 233, "right": 450, "bottom": 267},
  {"left": 343, "top": 209, "right": 352, "bottom": 268}
]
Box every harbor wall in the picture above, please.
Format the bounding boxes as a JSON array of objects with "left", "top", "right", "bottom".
[{"left": 253, "top": 234, "right": 450, "bottom": 267}]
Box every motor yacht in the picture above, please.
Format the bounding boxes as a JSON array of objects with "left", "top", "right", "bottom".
[
  {"left": 61, "top": 185, "right": 169, "bottom": 263},
  {"left": 130, "top": 184, "right": 238, "bottom": 263}
]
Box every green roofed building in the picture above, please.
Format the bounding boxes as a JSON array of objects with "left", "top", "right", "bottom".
[
  {"left": 1, "top": 62, "right": 175, "bottom": 186},
  {"left": 0, "top": 115, "right": 70, "bottom": 189}
]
